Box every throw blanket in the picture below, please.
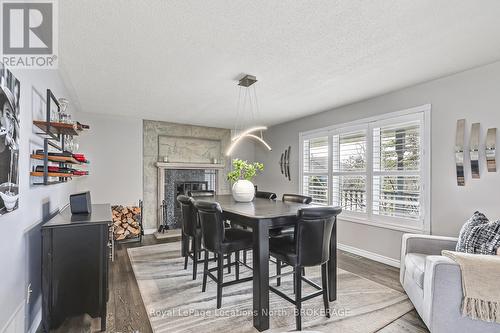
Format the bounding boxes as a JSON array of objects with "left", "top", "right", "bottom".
[{"left": 442, "top": 250, "right": 500, "bottom": 323}]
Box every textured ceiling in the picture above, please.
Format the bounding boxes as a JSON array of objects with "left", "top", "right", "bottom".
[{"left": 60, "top": 0, "right": 500, "bottom": 128}]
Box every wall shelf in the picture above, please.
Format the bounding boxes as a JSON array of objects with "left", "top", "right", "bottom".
[
  {"left": 31, "top": 171, "right": 73, "bottom": 178},
  {"left": 30, "top": 89, "right": 90, "bottom": 185},
  {"left": 33, "top": 120, "right": 81, "bottom": 136},
  {"left": 31, "top": 154, "right": 82, "bottom": 165}
]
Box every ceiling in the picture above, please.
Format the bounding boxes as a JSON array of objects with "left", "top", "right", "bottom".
[{"left": 59, "top": 1, "right": 500, "bottom": 128}]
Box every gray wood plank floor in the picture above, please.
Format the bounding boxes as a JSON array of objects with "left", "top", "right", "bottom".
[{"left": 44, "top": 235, "right": 429, "bottom": 332}]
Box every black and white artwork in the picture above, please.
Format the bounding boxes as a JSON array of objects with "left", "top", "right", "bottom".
[{"left": 0, "top": 62, "right": 20, "bottom": 214}]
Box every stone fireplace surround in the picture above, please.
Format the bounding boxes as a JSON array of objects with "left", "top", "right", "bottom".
[{"left": 143, "top": 120, "right": 232, "bottom": 232}]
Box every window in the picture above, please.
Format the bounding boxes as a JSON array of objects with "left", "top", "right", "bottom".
[
  {"left": 300, "top": 105, "right": 430, "bottom": 232},
  {"left": 332, "top": 129, "right": 367, "bottom": 214},
  {"left": 302, "top": 136, "right": 329, "bottom": 205}
]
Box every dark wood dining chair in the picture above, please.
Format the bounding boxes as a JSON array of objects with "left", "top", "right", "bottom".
[
  {"left": 177, "top": 195, "right": 205, "bottom": 280},
  {"left": 271, "top": 194, "right": 312, "bottom": 286},
  {"left": 188, "top": 190, "right": 216, "bottom": 197},
  {"left": 269, "top": 206, "right": 341, "bottom": 331},
  {"left": 188, "top": 190, "right": 234, "bottom": 272},
  {"left": 273, "top": 194, "right": 313, "bottom": 237},
  {"left": 236, "top": 190, "right": 279, "bottom": 265},
  {"left": 194, "top": 200, "right": 254, "bottom": 309},
  {"left": 282, "top": 194, "right": 313, "bottom": 204},
  {"left": 255, "top": 191, "right": 278, "bottom": 200}
]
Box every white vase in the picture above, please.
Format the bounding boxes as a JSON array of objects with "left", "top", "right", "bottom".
[{"left": 232, "top": 180, "right": 255, "bottom": 202}]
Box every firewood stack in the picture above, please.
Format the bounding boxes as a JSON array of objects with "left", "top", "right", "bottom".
[{"left": 112, "top": 205, "right": 141, "bottom": 240}]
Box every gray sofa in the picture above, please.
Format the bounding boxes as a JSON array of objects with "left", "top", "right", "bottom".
[{"left": 400, "top": 234, "right": 499, "bottom": 333}]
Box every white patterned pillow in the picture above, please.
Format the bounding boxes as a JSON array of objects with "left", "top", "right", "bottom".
[{"left": 456, "top": 211, "right": 500, "bottom": 255}]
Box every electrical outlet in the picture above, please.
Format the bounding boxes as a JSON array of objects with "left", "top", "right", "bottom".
[{"left": 26, "top": 283, "right": 33, "bottom": 304}]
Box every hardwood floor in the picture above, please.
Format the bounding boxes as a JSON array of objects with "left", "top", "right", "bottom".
[
  {"left": 106, "top": 236, "right": 178, "bottom": 333},
  {"left": 48, "top": 234, "right": 428, "bottom": 332},
  {"left": 336, "top": 250, "right": 428, "bottom": 333}
]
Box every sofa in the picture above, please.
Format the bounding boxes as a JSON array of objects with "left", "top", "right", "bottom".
[{"left": 400, "top": 234, "right": 500, "bottom": 333}]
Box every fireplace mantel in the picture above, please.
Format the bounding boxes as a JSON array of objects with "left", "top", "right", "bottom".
[{"left": 155, "top": 162, "right": 225, "bottom": 170}]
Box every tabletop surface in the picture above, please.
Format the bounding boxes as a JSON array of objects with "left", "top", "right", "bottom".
[
  {"left": 194, "top": 194, "right": 315, "bottom": 219},
  {"left": 42, "top": 203, "right": 112, "bottom": 228}
]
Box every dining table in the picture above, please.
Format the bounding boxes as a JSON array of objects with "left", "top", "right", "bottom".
[{"left": 189, "top": 194, "right": 338, "bottom": 332}]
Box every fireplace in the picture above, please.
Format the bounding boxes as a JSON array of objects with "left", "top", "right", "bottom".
[{"left": 157, "top": 166, "right": 221, "bottom": 231}]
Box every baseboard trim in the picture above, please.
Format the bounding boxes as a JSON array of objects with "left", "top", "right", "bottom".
[{"left": 338, "top": 243, "right": 400, "bottom": 268}]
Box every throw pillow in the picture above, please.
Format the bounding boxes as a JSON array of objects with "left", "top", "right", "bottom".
[
  {"left": 456, "top": 211, "right": 500, "bottom": 255},
  {"left": 456, "top": 211, "right": 489, "bottom": 252},
  {"left": 465, "top": 220, "right": 500, "bottom": 255}
]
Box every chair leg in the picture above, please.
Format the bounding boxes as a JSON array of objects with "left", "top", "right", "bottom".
[
  {"left": 227, "top": 253, "right": 231, "bottom": 274},
  {"left": 217, "top": 255, "right": 224, "bottom": 309},
  {"left": 276, "top": 259, "right": 281, "bottom": 286},
  {"left": 235, "top": 251, "right": 240, "bottom": 280},
  {"left": 183, "top": 237, "right": 189, "bottom": 270},
  {"left": 321, "top": 263, "right": 330, "bottom": 318},
  {"left": 193, "top": 237, "right": 199, "bottom": 280},
  {"left": 202, "top": 250, "right": 209, "bottom": 292},
  {"left": 295, "top": 267, "right": 302, "bottom": 331}
]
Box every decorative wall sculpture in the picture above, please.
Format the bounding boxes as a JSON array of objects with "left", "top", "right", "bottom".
[
  {"left": 470, "top": 123, "right": 481, "bottom": 179},
  {"left": 486, "top": 128, "right": 497, "bottom": 172},
  {"left": 0, "top": 62, "right": 20, "bottom": 214},
  {"left": 455, "top": 119, "right": 466, "bottom": 186},
  {"left": 454, "top": 119, "right": 497, "bottom": 187},
  {"left": 279, "top": 146, "right": 291, "bottom": 181}
]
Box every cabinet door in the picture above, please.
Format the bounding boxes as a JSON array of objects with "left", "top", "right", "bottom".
[{"left": 51, "top": 225, "right": 103, "bottom": 325}]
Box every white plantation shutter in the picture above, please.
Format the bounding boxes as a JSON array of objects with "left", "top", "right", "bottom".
[
  {"left": 332, "top": 129, "right": 367, "bottom": 214},
  {"left": 302, "top": 136, "right": 329, "bottom": 204},
  {"left": 372, "top": 120, "right": 422, "bottom": 221},
  {"left": 300, "top": 106, "right": 429, "bottom": 231}
]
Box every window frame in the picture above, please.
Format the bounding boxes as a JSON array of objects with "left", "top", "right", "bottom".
[{"left": 299, "top": 104, "right": 431, "bottom": 234}]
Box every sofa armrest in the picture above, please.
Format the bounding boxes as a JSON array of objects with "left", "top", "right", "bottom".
[
  {"left": 422, "top": 255, "right": 463, "bottom": 332},
  {"left": 402, "top": 234, "right": 458, "bottom": 256},
  {"left": 400, "top": 234, "right": 458, "bottom": 284}
]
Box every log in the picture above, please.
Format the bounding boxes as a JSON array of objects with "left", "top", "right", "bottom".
[
  {"left": 127, "top": 225, "right": 140, "bottom": 235},
  {"left": 112, "top": 204, "right": 142, "bottom": 240}
]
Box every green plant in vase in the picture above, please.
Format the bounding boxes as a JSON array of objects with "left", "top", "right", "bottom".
[{"left": 227, "top": 159, "right": 264, "bottom": 202}]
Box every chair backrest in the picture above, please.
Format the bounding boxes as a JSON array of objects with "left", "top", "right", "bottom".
[
  {"left": 256, "top": 191, "right": 277, "bottom": 200},
  {"left": 282, "top": 193, "right": 312, "bottom": 204},
  {"left": 177, "top": 195, "right": 199, "bottom": 237},
  {"left": 295, "top": 206, "right": 342, "bottom": 267},
  {"left": 193, "top": 200, "right": 225, "bottom": 253},
  {"left": 188, "top": 190, "right": 215, "bottom": 198}
]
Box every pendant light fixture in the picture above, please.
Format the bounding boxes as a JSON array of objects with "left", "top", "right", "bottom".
[{"left": 225, "top": 75, "right": 272, "bottom": 156}]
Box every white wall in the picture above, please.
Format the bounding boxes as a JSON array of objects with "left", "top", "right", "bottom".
[
  {"left": 0, "top": 69, "right": 77, "bottom": 333},
  {"left": 75, "top": 116, "right": 254, "bottom": 232},
  {"left": 76, "top": 112, "right": 142, "bottom": 206},
  {"left": 256, "top": 60, "right": 500, "bottom": 262}
]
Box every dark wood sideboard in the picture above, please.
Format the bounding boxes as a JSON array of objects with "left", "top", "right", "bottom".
[{"left": 41, "top": 204, "right": 112, "bottom": 332}]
